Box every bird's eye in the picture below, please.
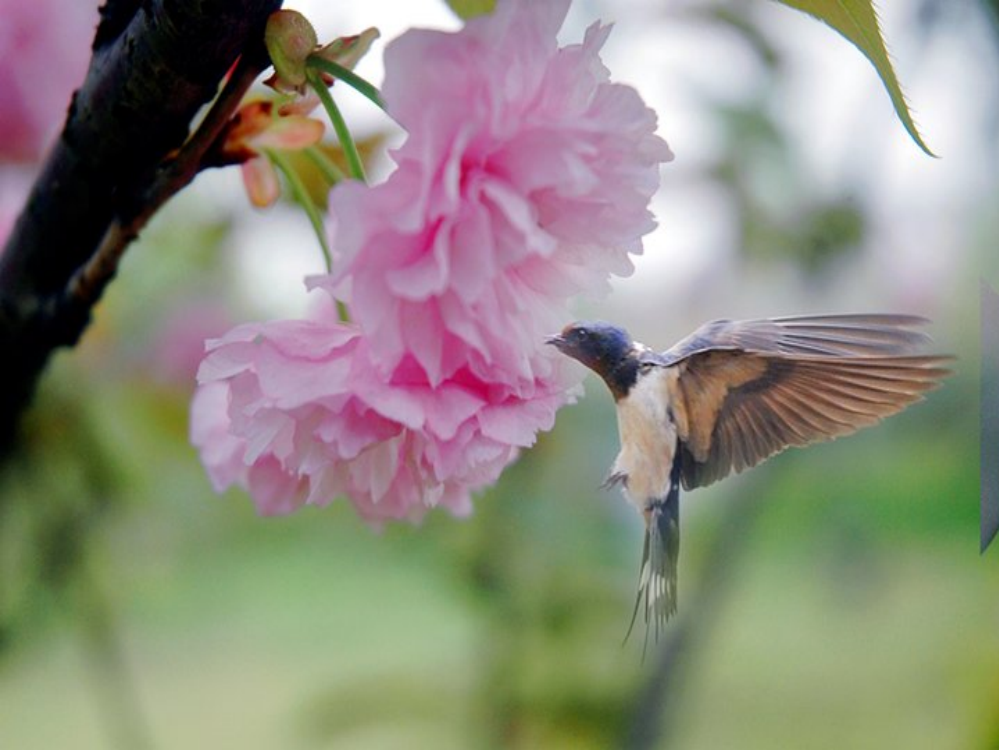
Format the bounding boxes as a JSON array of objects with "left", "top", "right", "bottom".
[
  {"left": 639, "top": 362, "right": 655, "bottom": 373},
  {"left": 576, "top": 329, "right": 589, "bottom": 339}
]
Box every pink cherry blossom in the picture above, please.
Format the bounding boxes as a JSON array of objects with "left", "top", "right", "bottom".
[
  {"left": 192, "top": 0, "right": 669, "bottom": 525},
  {"left": 192, "top": 316, "right": 570, "bottom": 523},
  {"left": 313, "top": 0, "right": 672, "bottom": 386},
  {"left": 0, "top": 0, "right": 97, "bottom": 163}
]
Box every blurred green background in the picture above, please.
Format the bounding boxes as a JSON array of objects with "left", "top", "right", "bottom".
[{"left": 1, "top": 1, "right": 998, "bottom": 748}]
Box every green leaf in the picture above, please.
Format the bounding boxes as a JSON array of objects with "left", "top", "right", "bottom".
[
  {"left": 773, "top": 0, "right": 935, "bottom": 156},
  {"left": 444, "top": 0, "right": 496, "bottom": 20}
]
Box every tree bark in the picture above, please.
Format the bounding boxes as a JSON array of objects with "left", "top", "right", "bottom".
[{"left": 0, "top": 0, "right": 282, "bottom": 454}]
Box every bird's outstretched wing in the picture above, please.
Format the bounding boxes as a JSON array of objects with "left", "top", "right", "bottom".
[
  {"left": 663, "top": 315, "right": 951, "bottom": 490},
  {"left": 661, "top": 313, "right": 933, "bottom": 363}
]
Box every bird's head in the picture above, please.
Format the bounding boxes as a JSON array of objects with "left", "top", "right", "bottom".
[{"left": 546, "top": 321, "right": 639, "bottom": 398}]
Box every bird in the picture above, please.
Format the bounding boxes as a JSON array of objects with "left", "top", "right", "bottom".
[{"left": 545, "top": 314, "right": 951, "bottom": 646}]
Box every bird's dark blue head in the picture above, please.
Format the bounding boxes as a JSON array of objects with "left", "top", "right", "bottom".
[{"left": 546, "top": 321, "right": 640, "bottom": 399}]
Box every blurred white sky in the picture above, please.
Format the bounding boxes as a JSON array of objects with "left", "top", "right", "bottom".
[{"left": 201, "top": 0, "right": 999, "bottom": 342}]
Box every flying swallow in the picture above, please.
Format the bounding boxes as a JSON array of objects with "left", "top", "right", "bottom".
[{"left": 546, "top": 314, "right": 951, "bottom": 645}]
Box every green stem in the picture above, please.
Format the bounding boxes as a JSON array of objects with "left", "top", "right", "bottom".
[
  {"left": 304, "top": 145, "right": 347, "bottom": 186},
  {"left": 265, "top": 148, "right": 333, "bottom": 273},
  {"left": 306, "top": 68, "right": 366, "bottom": 183},
  {"left": 335, "top": 299, "right": 350, "bottom": 323},
  {"left": 306, "top": 56, "right": 386, "bottom": 111}
]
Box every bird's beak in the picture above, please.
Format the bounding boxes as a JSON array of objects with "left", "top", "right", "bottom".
[{"left": 545, "top": 333, "right": 565, "bottom": 348}]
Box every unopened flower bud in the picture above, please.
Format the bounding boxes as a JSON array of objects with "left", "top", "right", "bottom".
[{"left": 265, "top": 10, "right": 318, "bottom": 92}]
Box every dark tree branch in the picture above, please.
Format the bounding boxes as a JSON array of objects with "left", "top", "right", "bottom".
[
  {"left": 0, "top": 0, "right": 282, "bottom": 454},
  {"left": 67, "top": 52, "right": 270, "bottom": 309}
]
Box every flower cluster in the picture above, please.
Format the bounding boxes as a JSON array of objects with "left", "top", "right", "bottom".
[
  {"left": 192, "top": 0, "right": 671, "bottom": 524},
  {"left": 192, "top": 317, "right": 568, "bottom": 523}
]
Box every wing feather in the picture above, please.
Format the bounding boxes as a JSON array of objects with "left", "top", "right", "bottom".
[
  {"left": 673, "top": 352, "right": 951, "bottom": 490},
  {"left": 663, "top": 313, "right": 932, "bottom": 363}
]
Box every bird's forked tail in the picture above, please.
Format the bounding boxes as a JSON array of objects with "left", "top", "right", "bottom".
[{"left": 625, "top": 468, "right": 681, "bottom": 651}]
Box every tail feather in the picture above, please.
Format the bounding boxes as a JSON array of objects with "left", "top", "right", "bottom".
[{"left": 625, "top": 479, "right": 681, "bottom": 653}]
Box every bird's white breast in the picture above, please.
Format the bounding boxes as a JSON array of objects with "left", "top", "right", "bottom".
[{"left": 612, "top": 367, "right": 679, "bottom": 513}]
